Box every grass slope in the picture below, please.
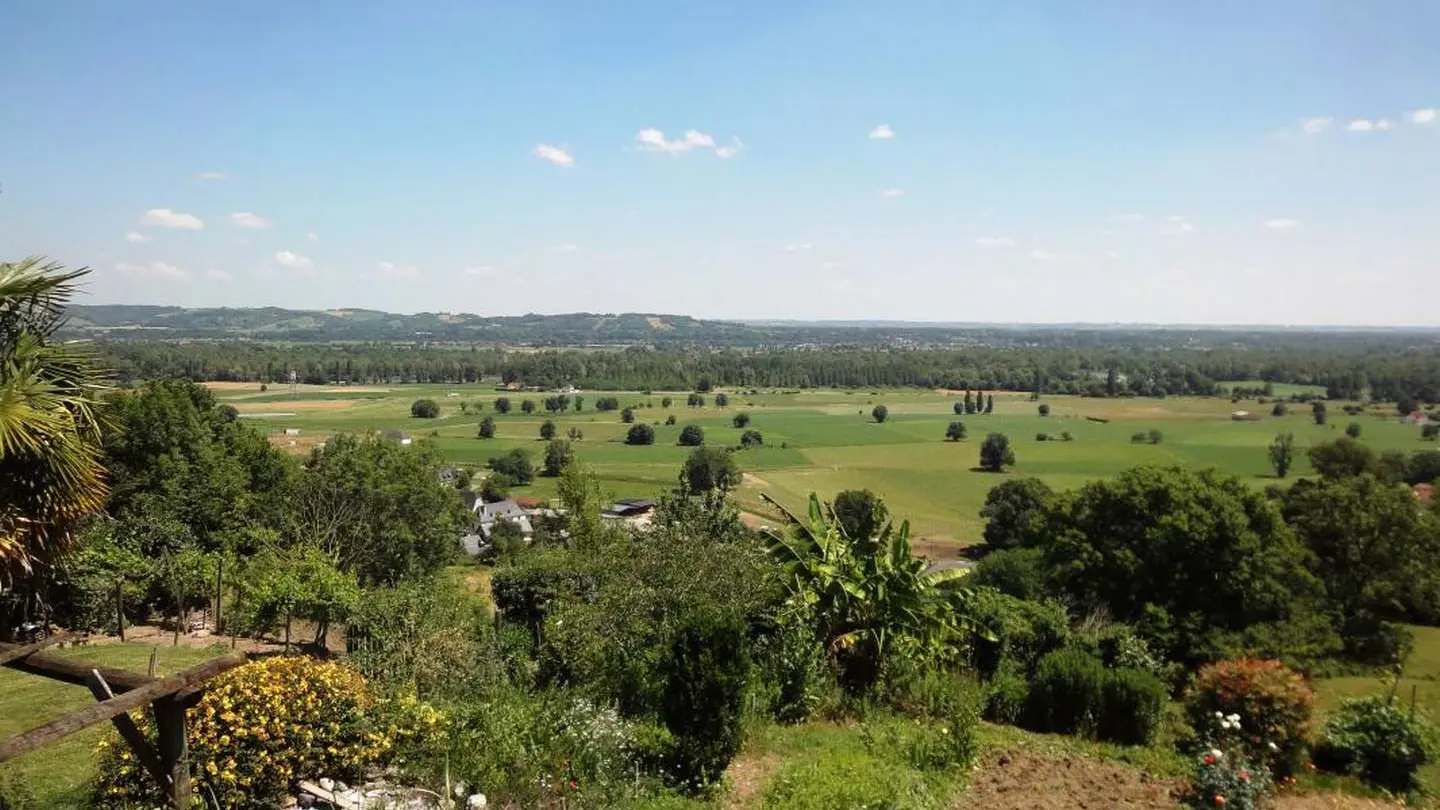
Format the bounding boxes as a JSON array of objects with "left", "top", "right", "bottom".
[{"left": 0, "top": 643, "right": 223, "bottom": 808}]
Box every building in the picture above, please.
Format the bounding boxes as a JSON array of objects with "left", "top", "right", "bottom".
[
  {"left": 473, "top": 498, "right": 534, "bottom": 539},
  {"left": 382, "top": 429, "right": 412, "bottom": 446}
]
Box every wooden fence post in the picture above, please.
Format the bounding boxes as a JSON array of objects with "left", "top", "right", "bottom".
[
  {"left": 214, "top": 557, "right": 224, "bottom": 635},
  {"left": 153, "top": 696, "right": 190, "bottom": 809},
  {"left": 115, "top": 580, "right": 125, "bottom": 642}
]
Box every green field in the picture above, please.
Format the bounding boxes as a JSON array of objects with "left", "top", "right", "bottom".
[{"left": 215, "top": 383, "right": 1431, "bottom": 551}]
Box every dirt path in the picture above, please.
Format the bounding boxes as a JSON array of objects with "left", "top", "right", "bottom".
[
  {"left": 953, "top": 750, "right": 1184, "bottom": 810},
  {"left": 722, "top": 753, "right": 780, "bottom": 810}
]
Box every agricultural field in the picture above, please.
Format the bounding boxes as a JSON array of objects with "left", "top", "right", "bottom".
[{"left": 213, "top": 383, "right": 1433, "bottom": 554}]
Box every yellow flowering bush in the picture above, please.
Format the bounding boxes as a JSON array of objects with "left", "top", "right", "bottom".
[{"left": 93, "top": 656, "right": 435, "bottom": 810}]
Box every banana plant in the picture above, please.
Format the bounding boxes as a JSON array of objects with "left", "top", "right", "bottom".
[{"left": 761, "top": 492, "right": 989, "bottom": 682}]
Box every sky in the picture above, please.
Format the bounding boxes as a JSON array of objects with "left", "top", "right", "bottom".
[{"left": 1, "top": 1, "right": 1438, "bottom": 325}]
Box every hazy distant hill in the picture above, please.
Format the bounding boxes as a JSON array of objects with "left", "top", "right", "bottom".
[{"left": 62, "top": 305, "right": 759, "bottom": 345}]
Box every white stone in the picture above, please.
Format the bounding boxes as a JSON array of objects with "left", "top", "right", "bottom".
[{"left": 466, "top": 794, "right": 488, "bottom": 809}]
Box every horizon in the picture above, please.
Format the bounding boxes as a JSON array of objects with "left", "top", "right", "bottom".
[
  {"left": 5, "top": 1, "right": 1439, "bottom": 325},
  {"left": 66, "top": 301, "right": 1440, "bottom": 332}
]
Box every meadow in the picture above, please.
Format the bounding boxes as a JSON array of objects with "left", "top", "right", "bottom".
[{"left": 213, "top": 382, "right": 1431, "bottom": 552}]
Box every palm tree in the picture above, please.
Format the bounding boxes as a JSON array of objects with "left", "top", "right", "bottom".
[
  {"left": 762, "top": 492, "right": 986, "bottom": 690},
  {"left": 0, "top": 257, "right": 109, "bottom": 585}
]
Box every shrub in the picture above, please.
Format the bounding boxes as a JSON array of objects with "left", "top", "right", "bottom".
[
  {"left": 626, "top": 423, "right": 656, "bottom": 445},
  {"left": 971, "top": 547, "right": 1047, "bottom": 601},
  {"left": 542, "top": 439, "right": 574, "bottom": 477},
  {"left": 946, "top": 420, "right": 967, "bottom": 441},
  {"left": 410, "top": 398, "right": 439, "bottom": 418},
  {"left": 487, "top": 447, "right": 534, "bottom": 484},
  {"left": 677, "top": 425, "right": 704, "bottom": 446},
  {"left": 753, "top": 617, "right": 829, "bottom": 724},
  {"left": 660, "top": 610, "right": 751, "bottom": 792},
  {"left": 621, "top": 407, "right": 636, "bottom": 423},
  {"left": 539, "top": 419, "right": 556, "bottom": 440},
  {"left": 664, "top": 414, "right": 677, "bottom": 426},
  {"left": 1312, "top": 695, "right": 1438, "bottom": 793},
  {"left": 1131, "top": 431, "right": 1149, "bottom": 443},
  {"left": 1272, "top": 401, "right": 1288, "bottom": 417},
  {"left": 477, "top": 416, "right": 496, "bottom": 438},
  {"left": 969, "top": 588, "right": 1068, "bottom": 678},
  {"left": 871, "top": 404, "right": 888, "bottom": 423},
  {"left": 1098, "top": 667, "right": 1167, "bottom": 745},
  {"left": 979, "top": 432, "right": 1015, "bottom": 472},
  {"left": 1038, "top": 403, "right": 1050, "bottom": 416},
  {"left": 1035, "top": 432, "right": 1050, "bottom": 442},
  {"left": 1346, "top": 422, "right": 1362, "bottom": 439},
  {"left": 1185, "top": 742, "right": 1271, "bottom": 810},
  {"left": 1025, "top": 647, "right": 1107, "bottom": 735},
  {"left": 1148, "top": 429, "right": 1163, "bottom": 444},
  {"left": 1186, "top": 659, "right": 1315, "bottom": 777},
  {"left": 94, "top": 657, "right": 431, "bottom": 810},
  {"left": 740, "top": 429, "right": 764, "bottom": 448},
  {"left": 984, "top": 665, "right": 1029, "bottom": 725},
  {"left": 732, "top": 412, "right": 751, "bottom": 429},
  {"left": 1061, "top": 431, "right": 1073, "bottom": 441}
]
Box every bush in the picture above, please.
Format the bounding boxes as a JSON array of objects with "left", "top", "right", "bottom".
[
  {"left": 732, "top": 412, "right": 750, "bottom": 428},
  {"left": 543, "top": 439, "right": 574, "bottom": 477},
  {"left": 1025, "top": 647, "right": 1107, "bottom": 735},
  {"left": 753, "top": 617, "right": 830, "bottom": 724},
  {"left": 410, "top": 398, "right": 439, "bottom": 418},
  {"left": 1312, "top": 695, "right": 1438, "bottom": 793},
  {"left": 1038, "top": 403, "right": 1050, "bottom": 416},
  {"left": 488, "top": 447, "right": 534, "bottom": 485},
  {"left": 1098, "top": 667, "right": 1167, "bottom": 745},
  {"left": 979, "top": 432, "right": 1015, "bottom": 472},
  {"left": 1186, "top": 659, "right": 1315, "bottom": 777},
  {"left": 626, "top": 423, "right": 656, "bottom": 445},
  {"left": 539, "top": 419, "right": 556, "bottom": 439},
  {"left": 971, "top": 547, "right": 1047, "bottom": 601},
  {"left": 1346, "top": 422, "right": 1362, "bottom": 439},
  {"left": 740, "top": 429, "right": 764, "bottom": 448},
  {"left": 871, "top": 404, "right": 888, "bottom": 423},
  {"left": 1272, "top": 401, "right": 1288, "bottom": 417},
  {"left": 664, "top": 414, "right": 677, "bottom": 426},
  {"left": 984, "top": 665, "right": 1029, "bottom": 725},
  {"left": 477, "top": 416, "right": 496, "bottom": 438},
  {"left": 660, "top": 610, "right": 751, "bottom": 792},
  {"left": 621, "top": 407, "right": 636, "bottom": 423},
  {"left": 677, "top": 425, "right": 704, "bottom": 446},
  {"left": 94, "top": 657, "right": 432, "bottom": 810},
  {"left": 969, "top": 588, "right": 1068, "bottom": 678},
  {"left": 1035, "top": 432, "right": 1050, "bottom": 442}
]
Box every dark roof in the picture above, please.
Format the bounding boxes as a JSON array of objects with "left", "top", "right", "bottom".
[{"left": 607, "top": 499, "right": 656, "bottom": 516}]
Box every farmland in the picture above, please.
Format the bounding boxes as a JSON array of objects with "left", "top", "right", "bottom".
[{"left": 213, "top": 381, "right": 1428, "bottom": 552}]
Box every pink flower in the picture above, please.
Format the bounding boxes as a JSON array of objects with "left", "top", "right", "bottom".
[{"left": 1237, "top": 769, "right": 1249, "bottom": 782}]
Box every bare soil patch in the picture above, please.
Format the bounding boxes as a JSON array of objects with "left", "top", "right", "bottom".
[
  {"left": 722, "top": 753, "right": 780, "bottom": 810},
  {"left": 953, "top": 750, "right": 1184, "bottom": 810},
  {"left": 268, "top": 432, "right": 329, "bottom": 455},
  {"left": 1271, "top": 794, "right": 1407, "bottom": 810}
]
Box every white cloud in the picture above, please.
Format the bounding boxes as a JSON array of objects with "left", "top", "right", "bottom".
[
  {"left": 1264, "top": 218, "right": 1299, "bottom": 230},
  {"left": 634, "top": 128, "right": 741, "bottom": 157},
  {"left": 140, "top": 208, "right": 204, "bottom": 230},
  {"left": 1108, "top": 213, "right": 1146, "bottom": 224},
  {"left": 1377, "top": 118, "right": 1396, "bottom": 130},
  {"left": 195, "top": 171, "right": 228, "bottom": 181},
  {"left": 974, "top": 236, "right": 1017, "bottom": 248},
  {"left": 116, "top": 261, "right": 187, "bottom": 281},
  {"left": 307, "top": 232, "right": 319, "bottom": 244},
  {"left": 1300, "top": 117, "right": 1334, "bottom": 135},
  {"left": 273, "top": 250, "right": 314, "bottom": 270},
  {"left": 1346, "top": 119, "right": 1377, "bottom": 132},
  {"left": 205, "top": 268, "right": 234, "bottom": 281},
  {"left": 715, "top": 138, "right": 744, "bottom": 158},
  {"left": 868, "top": 124, "right": 895, "bottom": 140},
  {"left": 533, "top": 143, "right": 575, "bottom": 168},
  {"left": 1162, "top": 215, "right": 1195, "bottom": 235},
  {"left": 783, "top": 242, "right": 813, "bottom": 252},
  {"left": 377, "top": 260, "right": 420, "bottom": 279},
  {"left": 123, "top": 231, "right": 150, "bottom": 244},
  {"left": 1411, "top": 108, "right": 1437, "bottom": 125},
  {"left": 230, "top": 212, "right": 270, "bottom": 229},
  {"left": 879, "top": 188, "right": 905, "bottom": 199}
]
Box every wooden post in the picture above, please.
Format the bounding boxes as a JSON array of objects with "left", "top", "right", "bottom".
[
  {"left": 214, "top": 557, "right": 223, "bottom": 636},
  {"left": 148, "top": 648, "right": 158, "bottom": 678},
  {"left": 87, "top": 669, "right": 171, "bottom": 799},
  {"left": 115, "top": 580, "right": 125, "bottom": 642},
  {"left": 283, "top": 602, "right": 292, "bottom": 653},
  {"left": 153, "top": 696, "right": 190, "bottom": 809}
]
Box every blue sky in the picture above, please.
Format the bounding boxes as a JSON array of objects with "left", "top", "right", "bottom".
[{"left": 2, "top": 1, "right": 1437, "bottom": 324}]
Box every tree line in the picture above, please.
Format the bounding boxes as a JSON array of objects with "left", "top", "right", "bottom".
[{"left": 89, "top": 337, "right": 1440, "bottom": 402}]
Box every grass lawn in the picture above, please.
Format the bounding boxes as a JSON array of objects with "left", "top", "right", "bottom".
[
  {"left": 0, "top": 643, "right": 224, "bottom": 808},
  {"left": 215, "top": 383, "right": 1434, "bottom": 553}
]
